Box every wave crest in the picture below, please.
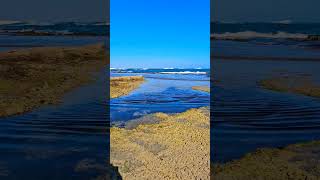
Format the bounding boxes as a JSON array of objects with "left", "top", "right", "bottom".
[{"left": 211, "top": 31, "right": 309, "bottom": 40}]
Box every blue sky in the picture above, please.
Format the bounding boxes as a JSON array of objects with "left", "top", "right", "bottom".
[
  {"left": 0, "top": 0, "right": 108, "bottom": 22},
  {"left": 111, "top": 0, "right": 210, "bottom": 68},
  {"left": 212, "top": 0, "right": 320, "bottom": 22}
]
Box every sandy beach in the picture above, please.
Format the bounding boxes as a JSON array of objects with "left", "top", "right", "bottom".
[{"left": 0, "top": 44, "right": 108, "bottom": 117}]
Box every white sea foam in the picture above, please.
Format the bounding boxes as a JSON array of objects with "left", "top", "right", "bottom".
[
  {"left": 0, "top": 20, "right": 21, "bottom": 25},
  {"left": 211, "top": 31, "right": 308, "bottom": 40},
  {"left": 271, "top": 20, "right": 293, "bottom": 24},
  {"left": 6, "top": 21, "right": 54, "bottom": 26},
  {"left": 55, "top": 30, "right": 72, "bottom": 35},
  {"left": 24, "top": 22, "right": 54, "bottom": 26},
  {"left": 93, "top": 22, "right": 109, "bottom": 26},
  {"left": 110, "top": 67, "right": 127, "bottom": 70}
]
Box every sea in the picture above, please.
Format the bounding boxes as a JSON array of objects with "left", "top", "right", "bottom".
[
  {"left": 110, "top": 68, "right": 210, "bottom": 124},
  {"left": 211, "top": 22, "right": 320, "bottom": 163},
  {"left": 0, "top": 22, "right": 211, "bottom": 178},
  {"left": 0, "top": 22, "right": 108, "bottom": 52},
  {"left": 1, "top": 20, "right": 319, "bottom": 174},
  {"left": 0, "top": 22, "right": 109, "bottom": 179}
]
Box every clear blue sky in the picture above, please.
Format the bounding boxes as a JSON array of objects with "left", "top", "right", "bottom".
[
  {"left": 111, "top": 0, "right": 210, "bottom": 68},
  {"left": 212, "top": 0, "right": 320, "bottom": 23},
  {"left": 0, "top": 0, "right": 108, "bottom": 22}
]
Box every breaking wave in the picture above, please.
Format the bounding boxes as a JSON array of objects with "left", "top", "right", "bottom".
[{"left": 211, "top": 31, "right": 309, "bottom": 40}]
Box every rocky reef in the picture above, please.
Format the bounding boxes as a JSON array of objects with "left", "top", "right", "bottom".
[
  {"left": 0, "top": 44, "right": 108, "bottom": 117},
  {"left": 192, "top": 86, "right": 210, "bottom": 93},
  {"left": 110, "top": 107, "right": 210, "bottom": 179},
  {"left": 212, "top": 141, "right": 320, "bottom": 180},
  {"left": 110, "top": 76, "right": 145, "bottom": 98},
  {"left": 259, "top": 75, "right": 320, "bottom": 98}
]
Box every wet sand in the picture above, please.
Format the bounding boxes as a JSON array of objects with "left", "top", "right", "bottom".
[
  {"left": 110, "top": 76, "right": 145, "bottom": 98},
  {"left": 110, "top": 107, "right": 210, "bottom": 179},
  {"left": 0, "top": 44, "right": 108, "bottom": 117},
  {"left": 259, "top": 75, "right": 320, "bottom": 98},
  {"left": 212, "top": 141, "right": 320, "bottom": 180}
]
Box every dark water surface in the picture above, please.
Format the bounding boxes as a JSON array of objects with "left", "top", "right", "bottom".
[
  {"left": 0, "top": 70, "right": 108, "bottom": 179},
  {"left": 0, "top": 22, "right": 108, "bottom": 36},
  {"left": 0, "top": 35, "right": 109, "bottom": 179},
  {"left": 0, "top": 35, "right": 108, "bottom": 52},
  {"left": 212, "top": 40, "right": 320, "bottom": 163},
  {"left": 211, "top": 22, "right": 320, "bottom": 35},
  {"left": 111, "top": 72, "right": 210, "bottom": 124}
]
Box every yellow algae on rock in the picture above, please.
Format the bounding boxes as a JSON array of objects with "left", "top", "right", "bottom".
[
  {"left": 111, "top": 107, "right": 210, "bottom": 180},
  {"left": 192, "top": 86, "right": 210, "bottom": 93},
  {"left": 110, "top": 76, "right": 145, "bottom": 98},
  {"left": 212, "top": 141, "right": 320, "bottom": 180},
  {"left": 259, "top": 75, "right": 320, "bottom": 98},
  {"left": 0, "top": 44, "right": 108, "bottom": 117}
]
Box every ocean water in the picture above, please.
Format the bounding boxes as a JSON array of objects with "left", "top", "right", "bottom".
[
  {"left": 110, "top": 69, "right": 210, "bottom": 124},
  {"left": 0, "top": 22, "right": 108, "bottom": 52},
  {"left": 0, "top": 22, "right": 108, "bottom": 36},
  {"left": 0, "top": 35, "right": 108, "bottom": 52},
  {"left": 211, "top": 22, "right": 320, "bottom": 35},
  {"left": 212, "top": 58, "right": 320, "bottom": 162},
  {"left": 0, "top": 70, "right": 109, "bottom": 179},
  {"left": 0, "top": 32, "right": 109, "bottom": 179},
  {"left": 211, "top": 23, "right": 320, "bottom": 163},
  {"left": 211, "top": 22, "right": 320, "bottom": 53}
]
